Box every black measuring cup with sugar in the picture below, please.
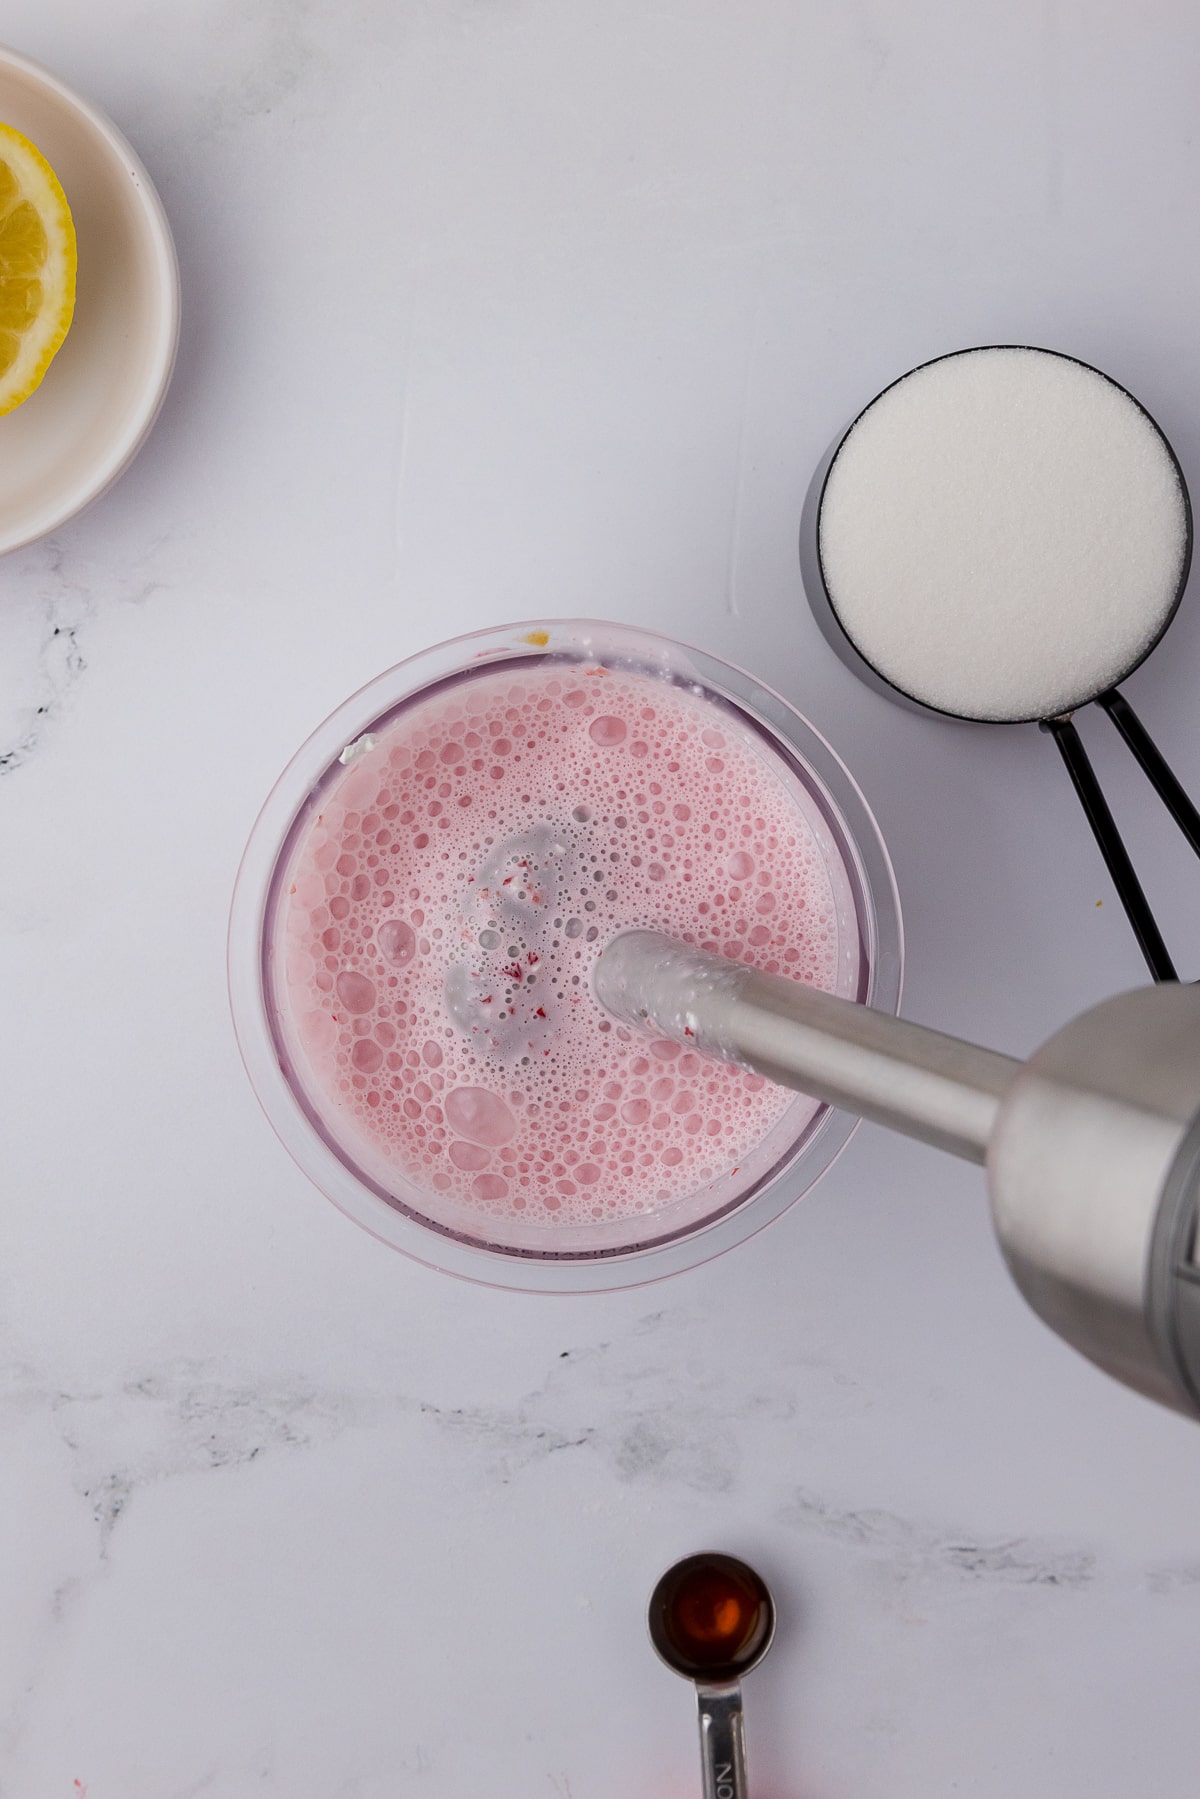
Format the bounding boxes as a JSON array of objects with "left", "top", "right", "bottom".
[{"left": 800, "top": 344, "right": 1198, "bottom": 982}]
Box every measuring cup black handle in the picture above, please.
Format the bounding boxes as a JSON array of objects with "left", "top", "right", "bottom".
[
  {"left": 1097, "top": 689, "right": 1200, "bottom": 856},
  {"left": 1042, "top": 686, "right": 1200, "bottom": 982}
]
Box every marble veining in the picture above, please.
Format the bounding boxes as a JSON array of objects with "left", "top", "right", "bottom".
[
  {"left": 0, "top": 543, "right": 92, "bottom": 776},
  {"left": 779, "top": 1485, "right": 1098, "bottom": 1590},
  {"left": 0, "top": 532, "right": 169, "bottom": 777},
  {"left": 7, "top": 1305, "right": 796, "bottom": 1559}
]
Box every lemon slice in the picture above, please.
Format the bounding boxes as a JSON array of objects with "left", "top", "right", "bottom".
[{"left": 0, "top": 123, "right": 77, "bottom": 417}]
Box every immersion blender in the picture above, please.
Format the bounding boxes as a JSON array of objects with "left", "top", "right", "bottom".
[{"left": 595, "top": 931, "right": 1200, "bottom": 1419}]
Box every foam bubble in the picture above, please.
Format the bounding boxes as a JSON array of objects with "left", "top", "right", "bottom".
[
  {"left": 377, "top": 918, "right": 416, "bottom": 965},
  {"left": 445, "top": 1087, "right": 517, "bottom": 1146}
]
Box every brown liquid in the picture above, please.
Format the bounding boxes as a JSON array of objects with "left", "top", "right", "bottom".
[{"left": 650, "top": 1554, "right": 772, "bottom": 1684}]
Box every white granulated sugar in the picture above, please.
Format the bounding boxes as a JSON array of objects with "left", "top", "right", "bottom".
[{"left": 818, "top": 347, "right": 1189, "bottom": 721}]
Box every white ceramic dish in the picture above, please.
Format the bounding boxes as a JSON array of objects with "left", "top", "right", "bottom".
[{"left": 0, "top": 45, "right": 179, "bottom": 554}]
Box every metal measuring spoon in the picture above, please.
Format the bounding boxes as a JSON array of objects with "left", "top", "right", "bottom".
[{"left": 648, "top": 1553, "right": 776, "bottom": 1799}]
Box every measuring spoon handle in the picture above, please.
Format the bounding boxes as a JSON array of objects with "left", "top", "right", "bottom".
[
  {"left": 696, "top": 1685, "right": 749, "bottom": 1799},
  {"left": 1099, "top": 688, "right": 1200, "bottom": 857},
  {"left": 1041, "top": 715, "right": 1178, "bottom": 982}
]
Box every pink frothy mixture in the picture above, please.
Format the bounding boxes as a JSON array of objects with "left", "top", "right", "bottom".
[{"left": 270, "top": 661, "right": 846, "bottom": 1231}]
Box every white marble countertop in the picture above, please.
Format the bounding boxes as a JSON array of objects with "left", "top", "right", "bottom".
[{"left": 4, "top": 4, "right": 1200, "bottom": 1794}]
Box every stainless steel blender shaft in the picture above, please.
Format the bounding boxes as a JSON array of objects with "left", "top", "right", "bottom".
[
  {"left": 594, "top": 931, "right": 1019, "bottom": 1164},
  {"left": 595, "top": 932, "right": 1200, "bottom": 1420}
]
